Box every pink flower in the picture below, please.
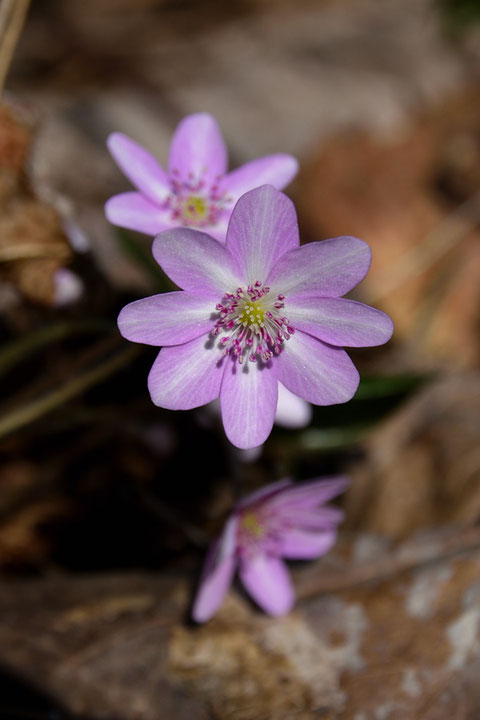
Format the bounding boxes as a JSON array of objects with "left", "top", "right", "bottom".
[
  {"left": 53, "top": 268, "right": 84, "bottom": 306},
  {"left": 118, "top": 185, "right": 393, "bottom": 449},
  {"left": 192, "top": 476, "right": 348, "bottom": 621},
  {"left": 105, "top": 113, "right": 298, "bottom": 242},
  {"left": 275, "top": 383, "right": 312, "bottom": 429}
]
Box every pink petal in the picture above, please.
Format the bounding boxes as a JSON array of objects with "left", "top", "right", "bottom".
[
  {"left": 168, "top": 113, "right": 227, "bottom": 185},
  {"left": 118, "top": 291, "right": 214, "bottom": 346},
  {"left": 275, "top": 382, "right": 312, "bottom": 428},
  {"left": 236, "top": 479, "right": 293, "bottom": 511},
  {"left": 192, "top": 554, "right": 235, "bottom": 622},
  {"left": 267, "top": 236, "right": 372, "bottom": 299},
  {"left": 287, "top": 297, "right": 394, "bottom": 347},
  {"left": 278, "top": 506, "right": 345, "bottom": 530},
  {"left": 239, "top": 554, "right": 294, "bottom": 616},
  {"left": 268, "top": 477, "right": 350, "bottom": 513},
  {"left": 107, "top": 133, "right": 170, "bottom": 204},
  {"left": 192, "top": 515, "right": 238, "bottom": 623},
  {"left": 105, "top": 192, "right": 172, "bottom": 236},
  {"left": 204, "top": 216, "right": 230, "bottom": 244},
  {"left": 220, "top": 360, "right": 278, "bottom": 449},
  {"left": 222, "top": 154, "right": 298, "bottom": 201},
  {"left": 152, "top": 228, "right": 242, "bottom": 298},
  {"left": 225, "top": 186, "right": 299, "bottom": 284},
  {"left": 277, "top": 528, "right": 338, "bottom": 559},
  {"left": 148, "top": 334, "right": 226, "bottom": 410},
  {"left": 275, "top": 331, "right": 360, "bottom": 406}
]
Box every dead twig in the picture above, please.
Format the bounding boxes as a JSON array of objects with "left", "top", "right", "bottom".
[{"left": 0, "top": 0, "right": 31, "bottom": 95}]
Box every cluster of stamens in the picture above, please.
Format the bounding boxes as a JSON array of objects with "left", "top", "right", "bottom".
[
  {"left": 237, "top": 507, "right": 283, "bottom": 557},
  {"left": 166, "top": 169, "right": 232, "bottom": 228},
  {"left": 211, "top": 281, "right": 295, "bottom": 364},
  {"left": 241, "top": 512, "right": 265, "bottom": 539}
]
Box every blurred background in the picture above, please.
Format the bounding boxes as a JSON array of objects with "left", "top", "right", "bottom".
[{"left": 0, "top": 0, "right": 479, "bottom": 718}]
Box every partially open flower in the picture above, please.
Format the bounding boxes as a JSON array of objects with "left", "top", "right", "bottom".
[
  {"left": 106, "top": 113, "right": 298, "bottom": 242},
  {"left": 192, "top": 476, "right": 348, "bottom": 621},
  {"left": 118, "top": 185, "right": 393, "bottom": 449}
]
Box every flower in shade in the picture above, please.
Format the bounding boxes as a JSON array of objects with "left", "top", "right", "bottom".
[
  {"left": 118, "top": 184, "right": 393, "bottom": 449},
  {"left": 275, "top": 383, "right": 312, "bottom": 429},
  {"left": 53, "top": 268, "right": 84, "bottom": 306},
  {"left": 105, "top": 113, "right": 298, "bottom": 242},
  {"left": 192, "top": 476, "right": 348, "bottom": 621}
]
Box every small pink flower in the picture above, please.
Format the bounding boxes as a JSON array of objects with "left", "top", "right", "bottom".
[
  {"left": 192, "top": 476, "right": 348, "bottom": 621},
  {"left": 53, "top": 268, "right": 84, "bottom": 306},
  {"left": 105, "top": 113, "right": 298, "bottom": 242},
  {"left": 275, "top": 383, "right": 312, "bottom": 429},
  {"left": 118, "top": 185, "right": 393, "bottom": 449}
]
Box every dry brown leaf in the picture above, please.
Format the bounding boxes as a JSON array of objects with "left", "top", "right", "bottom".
[
  {"left": 0, "top": 499, "right": 68, "bottom": 568},
  {"left": 0, "top": 103, "right": 72, "bottom": 304},
  {"left": 346, "top": 373, "right": 480, "bottom": 539},
  {"left": 295, "top": 89, "right": 480, "bottom": 370}
]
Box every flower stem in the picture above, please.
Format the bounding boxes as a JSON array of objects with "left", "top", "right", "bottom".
[
  {"left": 0, "top": 345, "right": 140, "bottom": 440},
  {"left": 0, "top": 320, "right": 109, "bottom": 377}
]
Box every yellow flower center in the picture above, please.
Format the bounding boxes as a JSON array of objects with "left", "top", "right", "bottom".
[
  {"left": 183, "top": 195, "right": 208, "bottom": 221},
  {"left": 239, "top": 300, "right": 266, "bottom": 327},
  {"left": 211, "top": 282, "right": 291, "bottom": 364},
  {"left": 241, "top": 512, "right": 264, "bottom": 537}
]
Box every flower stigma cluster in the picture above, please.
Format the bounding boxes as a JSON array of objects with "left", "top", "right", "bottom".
[
  {"left": 241, "top": 511, "right": 265, "bottom": 539},
  {"left": 167, "top": 169, "right": 232, "bottom": 229},
  {"left": 238, "top": 506, "right": 280, "bottom": 557},
  {"left": 212, "top": 281, "right": 294, "bottom": 364}
]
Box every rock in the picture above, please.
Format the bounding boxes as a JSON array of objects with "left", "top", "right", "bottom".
[{"left": 1, "top": 526, "right": 480, "bottom": 718}]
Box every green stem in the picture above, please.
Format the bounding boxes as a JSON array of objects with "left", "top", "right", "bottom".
[
  {"left": 0, "top": 345, "right": 140, "bottom": 440},
  {"left": 0, "top": 321, "right": 110, "bottom": 377}
]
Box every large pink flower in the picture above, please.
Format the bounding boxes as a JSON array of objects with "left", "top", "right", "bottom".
[
  {"left": 106, "top": 113, "right": 298, "bottom": 242},
  {"left": 118, "top": 185, "right": 393, "bottom": 449},
  {"left": 192, "top": 476, "right": 348, "bottom": 621}
]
